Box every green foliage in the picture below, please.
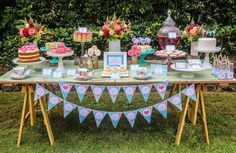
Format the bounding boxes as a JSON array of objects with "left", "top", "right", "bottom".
[{"left": 0, "top": 0, "right": 236, "bottom": 67}]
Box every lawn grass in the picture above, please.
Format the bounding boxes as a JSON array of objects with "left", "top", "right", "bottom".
[{"left": 0, "top": 91, "right": 236, "bottom": 153}]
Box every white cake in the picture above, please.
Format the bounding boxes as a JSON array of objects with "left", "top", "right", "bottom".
[{"left": 198, "top": 38, "right": 216, "bottom": 50}]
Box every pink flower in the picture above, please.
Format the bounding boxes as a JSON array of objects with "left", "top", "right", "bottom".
[
  {"left": 131, "top": 45, "right": 140, "bottom": 52},
  {"left": 128, "top": 50, "right": 134, "bottom": 56},
  {"left": 28, "top": 28, "right": 36, "bottom": 36},
  {"left": 114, "top": 25, "right": 122, "bottom": 35},
  {"left": 135, "top": 50, "right": 141, "bottom": 57},
  {"left": 20, "top": 28, "right": 28, "bottom": 37}
]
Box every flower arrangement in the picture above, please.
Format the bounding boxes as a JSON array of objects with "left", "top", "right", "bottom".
[
  {"left": 184, "top": 20, "right": 204, "bottom": 42},
  {"left": 98, "top": 14, "right": 131, "bottom": 41},
  {"left": 16, "top": 17, "right": 49, "bottom": 43},
  {"left": 128, "top": 45, "right": 141, "bottom": 64}
]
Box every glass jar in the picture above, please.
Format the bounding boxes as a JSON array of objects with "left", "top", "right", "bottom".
[{"left": 157, "top": 10, "right": 181, "bottom": 50}]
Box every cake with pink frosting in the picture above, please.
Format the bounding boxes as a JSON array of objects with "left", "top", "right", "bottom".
[{"left": 18, "top": 44, "right": 40, "bottom": 63}]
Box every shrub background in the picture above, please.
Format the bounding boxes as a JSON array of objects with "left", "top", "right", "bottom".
[{"left": 0, "top": 0, "right": 235, "bottom": 67}]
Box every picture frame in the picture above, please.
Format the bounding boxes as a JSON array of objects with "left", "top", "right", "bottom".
[{"left": 104, "top": 52, "right": 127, "bottom": 69}]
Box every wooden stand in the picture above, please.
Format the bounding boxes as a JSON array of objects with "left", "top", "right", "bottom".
[{"left": 17, "top": 85, "right": 55, "bottom": 147}]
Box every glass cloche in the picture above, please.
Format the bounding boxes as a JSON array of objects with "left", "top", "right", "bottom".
[{"left": 157, "top": 10, "right": 181, "bottom": 50}]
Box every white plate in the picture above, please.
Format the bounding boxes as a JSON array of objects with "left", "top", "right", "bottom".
[
  {"left": 12, "top": 57, "right": 46, "bottom": 65},
  {"left": 74, "top": 76, "right": 93, "bottom": 81},
  {"left": 171, "top": 64, "right": 210, "bottom": 72},
  {"left": 10, "top": 74, "right": 30, "bottom": 80},
  {"left": 47, "top": 51, "right": 74, "bottom": 57},
  {"left": 194, "top": 47, "right": 221, "bottom": 53},
  {"left": 133, "top": 76, "right": 152, "bottom": 80}
]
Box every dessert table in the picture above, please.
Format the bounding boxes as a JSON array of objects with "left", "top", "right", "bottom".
[{"left": 0, "top": 60, "right": 235, "bottom": 147}]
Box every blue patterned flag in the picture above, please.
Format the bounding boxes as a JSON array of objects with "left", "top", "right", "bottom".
[
  {"left": 153, "top": 81, "right": 168, "bottom": 99},
  {"left": 108, "top": 112, "right": 122, "bottom": 128},
  {"left": 93, "top": 110, "right": 107, "bottom": 127},
  {"left": 74, "top": 84, "right": 89, "bottom": 102},
  {"left": 168, "top": 93, "right": 182, "bottom": 110},
  {"left": 48, "top": 92, "right": 63, "bottom": 110},
  {"left": 34, "top": 84, "right": 49, "bottom": 101},
  {"left": 153, "top": 101, "right": 168, "bottom": 118},
  {"left": 122, "top": 85, "right": 137, "bottom": 103},
  {"left": 138, "top": 107, "right": 153, "bottom": 123},
  {"left": 78, "top": 106, "right": 91, "bottom": 123},
  {"left": 107, "top": 86, "right": 121, "bottom": 103},
  {"left": 138, "top": 84, "right": 152, "bottom": 102},
  {"left": 59, "top": 82, "right": 73, "bottom": 99},
  {"left": 124, "top": 110, "right": 138, "bottom": 127},
  {"left": 181, "top": 84, "right": 197, "bottom": 101},
  {"left": 91, "top": 85, "right": 105, "bottom": 102},
  {"left": 63, "top": 100, "right": 77, "bottom": 118}
]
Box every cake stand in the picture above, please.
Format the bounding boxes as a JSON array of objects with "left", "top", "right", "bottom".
[
  {"left": 154, "top": 50, "right": 187, "bottom": 71},
  {"left": 47, "top": 51, "right": 74, "bottom": 73},
  {"left": 171, "top": 64, "right": 210, "bottom": 78},
  {"left": 138, "top": 49, "right": 155, "bottom": 65},
  {"left": 12, "top": 57, "right": 46, "bottom": 73},
  {"left": 194, "top": 47, "right": 221, "bottom": 68},
  {"left": 40, "top": 47, "right": 59, "bottom": 64}
]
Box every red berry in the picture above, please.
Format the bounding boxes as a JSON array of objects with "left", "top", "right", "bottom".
[{"left": 28, "top": 22, "right": 34, "bottom": 27}]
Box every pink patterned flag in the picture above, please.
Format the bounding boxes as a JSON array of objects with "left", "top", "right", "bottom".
[
  {"left": 138, "top": 84, "right": 152, "bottom": 102},
  {"left": 153, "top": 81, "right": 168, "bottom": 99},
  {"left": 107, "top": 86, "right": 121, "bottom": 103}
]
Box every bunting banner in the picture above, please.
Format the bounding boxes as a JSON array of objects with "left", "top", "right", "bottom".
[
  {"left": 74, "top": 84, "right": 89, "bottom": 102},
  {"left": 124, "top": 110, "right": 138, "bottom": 127},
  {"left": 138, "top": 107, "right": 152, "bottom": 123},
  {"left": 34, "top": 84, "right": 49, "bottom": 101},
  {"left": 154, "top": 81, "right": 168, "bottom": 99},
  {"left": 33, "top": 82, "right": 200, "bottom": 128},
  {"left": 78, "top": 106, "right": 92, "bottom": 123},
  {"left": 64, "top": 100, "right": 77, "bottom": 118},
  {"left": 48, "top": 92, "right": 63, "bottom": 110},
  {"left": 122, "top": 85, "right": 137, "bottom": 103},
  {"left": 107, "top": 86, "right": 121, "bottom": 103},
  {"left": 138, "top": 84, "right": 152, "bottom": 102},
  {"left": 93, "top": 110, "right": 107, "bottom": 127},
  {"left": 59, "top": 82, "right": 73, "bottom": 99},
  {"left": 108, "top": 112, "right": 122, "bottom": 128},
  {"left": 91, "top": 85, "right": 105, "bottom": 102},
  {"left": 181, "top": 84, "right": 197, "bottom": 101},
  {"left": 153, "top": 101, "right": 168, "bottom": 118},
  {"left": 168, "top": 93, "right": 182, "bottom": 111}
]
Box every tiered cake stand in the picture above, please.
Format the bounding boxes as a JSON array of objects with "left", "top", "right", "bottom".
[
  {"left": 194, "top": 47, "right": 221, "bottom": 68},
  {"left": 40, "top": 47, "right": 59, "bottom": 64},
  {"left": 138, "top": 49, "right": 155, "bottom": 65},
  {"left": 12, "top": 57, "right": 46, "bottom": 73},
  {"left": 47, "top": 51, "right": 74, "bottom": 73}
]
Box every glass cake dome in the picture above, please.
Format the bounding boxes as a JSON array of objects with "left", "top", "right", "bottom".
[{"left": 157, "top": 10, "right": 181, "bottom": 50}]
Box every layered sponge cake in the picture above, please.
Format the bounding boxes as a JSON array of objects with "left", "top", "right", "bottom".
[{"left": 18, "top": 44, "right": 40, "bottom": 63}]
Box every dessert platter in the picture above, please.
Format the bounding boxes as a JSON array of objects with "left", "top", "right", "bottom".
[
  {"left": 171, "top": 59, "right": 210, "bottom": 78},
  {"left": 13, "top": 44, "right": 45, "bottom": 72},
  {"left": 194, "top": 38, "right": 221, "bottom": 68},
  {"left": 46, "top": 42, "right": 74, "bottom": 73}
]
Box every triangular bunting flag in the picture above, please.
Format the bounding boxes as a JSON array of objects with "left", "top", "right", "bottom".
[
  {"left": 168, "top": 93, "right": 182, "bottom": 110},
  {"left": 63, "top": 100, "right": 77, "bottom": 118},
  {"left": 154, "top": 81, "right": 168, "bottom": 99},
  {"left": 181, "top": 84, "right": 197, "bottom": 101},
  {"left": 122, "top": 85, "right": 137, "bottom": 103},
  {"left": 138, "top": 84, "right": 152, "bottom": 102},
  {"left": 91, "top": 85, "right": 105, "bottom": 102},
  {"left": 108, "top": 112, "right": 122, "bottom": 128},
  {"left": 153, "top": 101, "right": 168, "bottom": 118},
  {"left": 78, "top": 106, "right": 91, "bottom": 123},
  {"left": 107, "top": 86, "right": 121, "bottom": 103},
  {"left": 138, "top": 107, "right": 152, "bottom": 123},
  {"left": 48, "top": 92, "right": 63, "bottom": 110},
  {"left": 93, "top": 110, "right": 107, "bottom": 127},
  {"left": 124, "top": 110, "right": 138, "bottom": 127},
  {"left": 34, "top": 84, "right": 49, "bottom": 101},
  {"left": 59, "top": 82, "right": 73, "bottom": 99},
  {"left": 74, "top": 84, "right": 89, "bottom": 102}
]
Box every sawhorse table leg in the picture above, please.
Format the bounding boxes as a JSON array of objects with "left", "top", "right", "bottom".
[{"left": 17, "top": 85, "right": 55, "bottom": 147}]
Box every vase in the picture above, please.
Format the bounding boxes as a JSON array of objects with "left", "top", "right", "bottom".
[
  {"left": 33, "top": 40, "right": 38, "bottom": 46},
  {"left": 109, "top": 39, "right": 121, "bottom": 52},
  {"left": 131, "top": 56, "right": 138, "bottom": 64},
  {"left": 190, "top": 41, "right": 198, "bottom": 57}
]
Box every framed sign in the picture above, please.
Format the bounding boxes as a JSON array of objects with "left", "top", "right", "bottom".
[{"left": 104, "top": 52, "right": 127, "bottom": 69}]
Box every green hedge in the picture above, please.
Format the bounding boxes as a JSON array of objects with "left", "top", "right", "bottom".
[{"left": 0, "top": 0, "right": 236, "bottom": 67}]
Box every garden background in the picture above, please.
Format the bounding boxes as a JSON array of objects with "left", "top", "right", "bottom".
[{"left": 0, "top": 0, "right": 236, "bottom": 68}]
